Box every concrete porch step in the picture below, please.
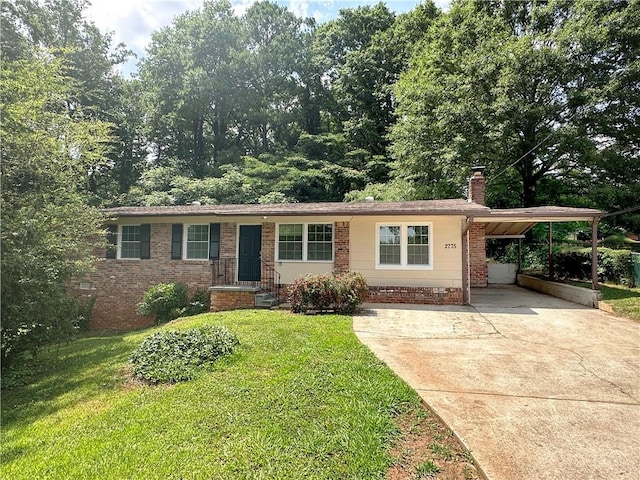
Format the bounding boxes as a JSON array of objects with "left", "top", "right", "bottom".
[{"left": 255, "top": 292, "right": 279, "bottom": 308}]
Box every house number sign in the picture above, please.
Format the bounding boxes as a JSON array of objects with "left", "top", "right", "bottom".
[{"left": 444, "top": 243, "right": 457, "bottom": 249}]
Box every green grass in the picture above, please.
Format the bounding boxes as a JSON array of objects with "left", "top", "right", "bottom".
[
  {"left": 573, "top": 281, "right": 640, "bottom": 321},
  {"left": 1, "top": 310, "right": 421, "bottom": 479}
]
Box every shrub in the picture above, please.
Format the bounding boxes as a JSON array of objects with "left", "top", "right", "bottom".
[
  {"left": 137, "top": 284, "right": 211, "bottom": 324},
  {"left": 184, "top": 288, "right": 211, "bottom": 316},
  {"left": 137, "top": 283, "right": 188, "bottom": 324},
  {"left": 129, "top": 326, "right": 239, "bottom": 384},
  {"left": 288, "top": 271, "right": 368, "bottom": 314},
  {"left": 554, "top": 247, "right": 634, "bottom": 286}
]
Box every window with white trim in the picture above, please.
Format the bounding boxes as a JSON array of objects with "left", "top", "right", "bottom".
[
  {"left": 376, "top": 223, "right": 432, "bottom": 269},
  {"left": 185, "top": 224, "right": 209, "bottom": 259},
  {"left": 307, "top": 223, "right": 333, "bottom": 261},
  {"left": 119, "top": 225, "right": 141, "bottom": 259},
  {"left": 277, "top": 223, "right": 333, "bottom": 262}
]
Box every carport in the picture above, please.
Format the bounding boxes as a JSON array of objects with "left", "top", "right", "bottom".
[{"left": 462, "top": 206, "right": 603, "bottom": 304}]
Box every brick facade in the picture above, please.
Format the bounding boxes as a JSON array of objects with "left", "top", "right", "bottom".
[
  {"left": 333, "top": 221, "right": 350, "bottom": 273},
  {"left": 220, "top": 222, "right": 237, "bottom": 259},
  {"left": 83, "top": 223, "right": 212, "bottom": 330},
  {"left": 84, "top": 191, "right": 488, "bottom": 329},
  {"left": 468, "top": 223, "right": 488, "bottom": 288}
]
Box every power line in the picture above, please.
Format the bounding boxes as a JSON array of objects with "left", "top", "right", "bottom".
[
  {"left": 487, "top": 111, "right": 579, "bottom": 184},
  {"left": 602, "top": 205, "right": 640, "bottom": 218}
]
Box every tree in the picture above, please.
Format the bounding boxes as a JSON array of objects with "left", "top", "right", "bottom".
[
  {"left": 330, "top": 2, "right": 439, "bottom": 156},
  {"left": 2, "top": 0, "right": 143, "bottom": 204},
  {"left": 241, "top": 1, "right": 315, "bottom": 153},
  {"left": 1, "top": 54, "right": 111, "bottom": 369},
  {"left": 390, "top": 0, "right": 639, "bottom": 210}
]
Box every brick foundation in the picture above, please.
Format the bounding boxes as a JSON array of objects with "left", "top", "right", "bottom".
[
  {"left": 366, "top": 286, "right": 463, "bottom": 305},
  {"left": 209, "top": 288, "right": 258, "bottom": 312}
]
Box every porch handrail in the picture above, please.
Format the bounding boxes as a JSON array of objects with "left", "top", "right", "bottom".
[
  {"left": 211, "top": 258, "right": 281, "bottom": 304},
  {"left": 260, "top": 260, "right": 281, "bottom": 304}
]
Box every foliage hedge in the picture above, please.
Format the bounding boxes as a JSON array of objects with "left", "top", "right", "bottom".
[
  {"left": 554, "top": 247, "right": 635, "bottom": 286},
  {"left": 288, "top": 272, "right": 368, "bottom": 314},
  {"left": 129, "top": 326, "right": 239, "bottom": 384},
  {"left": 137, "top": 283, "right": 210, "bottom": 324}
]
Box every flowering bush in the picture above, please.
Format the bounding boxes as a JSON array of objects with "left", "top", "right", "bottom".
[{"left": 288, "top": 271, "right": 368, "bottom": 314}]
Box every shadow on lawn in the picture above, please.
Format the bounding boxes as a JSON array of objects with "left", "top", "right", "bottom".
[{"left": 1, "top": 333, "right": 134, "bottom": 430}]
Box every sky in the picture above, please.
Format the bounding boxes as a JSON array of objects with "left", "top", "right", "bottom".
[{"left": 84, "top": 0, "right": 451, "bottom": 76}]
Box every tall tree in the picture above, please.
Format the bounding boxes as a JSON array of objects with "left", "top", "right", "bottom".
[
  {"left": 2, "top": 0, "right": 144, "bottom": 202},
  {"left": 1, "top": 54, "right": 111, "bottom": 368},
  {"left": 241, "top": 1, "right": 314, "bottom": 153},
  {"left": 313, "top": 2, "right": 396, "bottom": 147},
  {"left": 140, "top": 0, "right": 244, "bottom": 176},
  {"left": 390, "top": 0, "right": 639, "bottom": 209}
]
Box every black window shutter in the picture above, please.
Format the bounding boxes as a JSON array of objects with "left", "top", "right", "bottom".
[
  {"left": 171, "top": 224, "right": 183, "bottom": 260},
  {"left": 140, "top": 224, "right": 151, "bottom": 259},
  {"left": 209, "top": 223, "right": 220, "bottom": 259},
  {"left": 106, "top": 224, "right": 117, "bottom": 259}
]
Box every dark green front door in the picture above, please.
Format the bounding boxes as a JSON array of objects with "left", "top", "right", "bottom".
[{"left": 238, "top": 225, "right": 262, "bottom": 282}]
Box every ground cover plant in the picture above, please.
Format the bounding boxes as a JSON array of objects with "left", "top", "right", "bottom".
[
  {"left": 129, "top": 325, "right": 239, "bottom": 383},
  {"left": 0, "top": 310, "right": 478, "bottom": 479}
]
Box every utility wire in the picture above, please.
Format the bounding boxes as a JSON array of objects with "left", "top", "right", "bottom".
[
  {"left": 602, "top": 205, "right": 640, "bottom": 218},
  {"left": 487, "top": 111, "right": 579, "bottom": 185}
]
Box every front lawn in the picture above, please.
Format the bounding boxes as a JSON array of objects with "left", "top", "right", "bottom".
[
  {"left": 1, "top": 310, "right": 477, "bottom": 479},
  {"left": 573, "top": 281, "right": 640, "bottom": 321}
]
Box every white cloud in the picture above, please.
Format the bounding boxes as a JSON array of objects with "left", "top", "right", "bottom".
[{"left": 85, "top": 0, "right": 201, "bottom": 55}]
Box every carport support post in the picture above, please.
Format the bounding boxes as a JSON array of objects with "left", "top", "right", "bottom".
[
  {"left": 548, "top": 222, "right": 554, "bottom": 279},
  {"left": 592, "top": 217, "right": 599, "bottom": 290},
  {"left": 517, "top": 238, "right": 522, "bottom": 274}
]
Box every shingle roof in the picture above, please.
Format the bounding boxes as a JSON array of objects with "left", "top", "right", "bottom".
[{"left": 103, "top": 199, "right": 490, "bottom": 218}]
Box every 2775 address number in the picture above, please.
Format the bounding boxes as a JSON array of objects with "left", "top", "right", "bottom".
[{"left": 444, "top": 243, "right": 457, "bottom": 249}]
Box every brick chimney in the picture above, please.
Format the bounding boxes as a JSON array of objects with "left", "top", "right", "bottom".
[
  {"left": 467, "top": 166, "right": 487, "bottom": 288},
  {"left": 468, "top": 166, "right": 486, "bottom": 205}
]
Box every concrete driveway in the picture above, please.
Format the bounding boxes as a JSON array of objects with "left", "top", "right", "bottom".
[{"left": 353, "top": 286, "right": 640, "bottom": 480}]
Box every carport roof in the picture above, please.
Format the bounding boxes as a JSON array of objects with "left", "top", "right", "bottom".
[{"left": 473, "top": 206, "right": 603, "bottom": 238}]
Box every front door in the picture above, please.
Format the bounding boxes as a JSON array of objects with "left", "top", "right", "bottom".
[{"left": 238, "top": 225, "right": 262, "bottom": 282}]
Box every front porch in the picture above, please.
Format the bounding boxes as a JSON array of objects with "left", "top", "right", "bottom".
[{"left": 209, "top": 258, "right": 282, "bottom": 310}]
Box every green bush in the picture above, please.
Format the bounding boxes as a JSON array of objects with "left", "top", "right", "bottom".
[
  {"left": 129, "top": 326, "right": 239, "bottom": 384},
  {"left": 137, "top": 284, "right": 211, "bottom": 324},
  {"left": 288, "top": 271, "right": 368, "bottom": 314},
  {"left": 184, "top": 288, "right": 210, "bottom": 316},
  {"left": 554, "top": 247, "right": 634, "bottom": 286},
  {"left": 137, "top": 283, "right": 188, "bottom": 323}
]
